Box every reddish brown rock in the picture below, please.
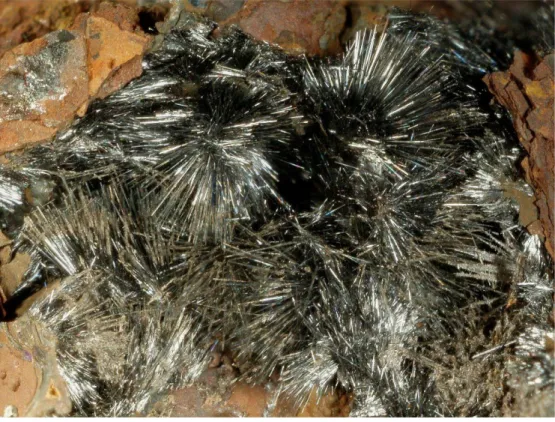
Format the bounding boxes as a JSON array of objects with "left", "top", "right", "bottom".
[
  {"left": 0, "top": 2, "right": 152, "bottom": 154},
  {"left": 80, "top": 15, "right": 150, "bottom": 98},
  {"left": 184, "top": 0, "right": 348, "bottom": 56},
  {"left": 3, "top": 311, "right": 73, "bottom": 416},
  {"left": 0, "top": 0, "right": 95, "bottom": 59},
  {"left": 0, "top": 329, "right": 38, "bottom": 417},
  {"left": 70, "top": 1, "right": 151, "bottom": 101},
  {"left": 182, "top": 0, "right": 455, "bottom": 56},
  {"left": 94, "top": 1, "right": 143, "bottom": 33},
  {"left": 165, "top": 367, "right": 267, "bottom": 417},
  {"left": 227, "top": 0, "right": 348, "bottom": 55},
  {"left": 484, "top": 51, "right": 555, "bottom": 259},
  {"left": 225, "top": 382, "right": 270, "bottom": 417},
  {"left": 0, "top": 252, "right": 31, "bottom": 301},
  {"left": 296, "top": 389, "right": 352, "bottom": 417},
  {"left": 0, "top": 122, "right": 58, "bottom": 152},
  {"left": 95, "top": 54, "right": 144, "bottom": 100},
  {"left": 0, "top": 28, "right": 88, "bottom": 153}
]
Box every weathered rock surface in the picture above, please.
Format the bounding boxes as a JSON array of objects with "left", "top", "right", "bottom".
[
  {"left": 2, "top": 313, "right": 73, "bottom": 417},
  {"left": 0, "top": 0, "right": 95, "bottom": 59},
  {"left": 71, "top": 2, "right": 152, "bottom": 100},
  {"left": 0, "top": 29, "right": 89, "bottom": 152},
  {"left": 484, "top": 51, "right": 555, "bottom": 259},
  {"left": 163, "top": 364, "right": 350, "bottom": 417},
  {"left": 0, "top": 2, "right": 152, "bottom": 154},
  {"left": 182, "top": 0, "right": 448, "bottom": 56},
  {"left": 0, "top": 328, "right": 38, "bottom": 417}
]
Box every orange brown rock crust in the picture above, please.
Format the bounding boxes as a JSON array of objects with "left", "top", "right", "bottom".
[
  {"left": 484, "top": 51, "right": 555, "bottom": 259},
  {"left": 0, "top": 2, "right": 152, "bottom": 154}
]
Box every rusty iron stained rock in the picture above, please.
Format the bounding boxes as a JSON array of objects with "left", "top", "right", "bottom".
[
  {"left": 484, "top": 51, "right": 555, "bottom": 259},
  {"left": 0, "top": 2, "right": 152, "bottom": 154}
]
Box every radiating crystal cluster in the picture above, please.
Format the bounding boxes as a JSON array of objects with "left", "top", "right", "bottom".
[{"left": 0, "top": 8, "right": 552, "bottom": 417}]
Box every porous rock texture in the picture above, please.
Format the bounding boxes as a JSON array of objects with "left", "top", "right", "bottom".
[{"left": 0, "top": 329, "right": 37, "bottom": 417}]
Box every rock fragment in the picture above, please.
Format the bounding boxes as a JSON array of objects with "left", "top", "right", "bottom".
[
  {"left": 182, "top": 0, "right": 455, "bottom": 56},
  {"left": 71, "top": 2, "right": 152, "bottom": 102},
  {"left": 0, "top": 329, "right": 38, "bottom": 416},
  {"left": 0, "top": 2, "right": 152, "bottom": 154},
  {"left": 484, "top": 51, "right": 555, "bottom": 259},
  {"left": 0, "top": 29, "right": 88, "bottom": 152},
  {"left": 0, "top": 0, "right": 96, "bottom": 59}
]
